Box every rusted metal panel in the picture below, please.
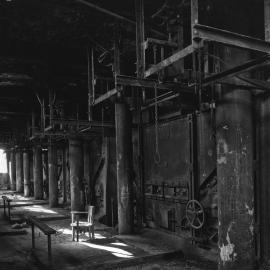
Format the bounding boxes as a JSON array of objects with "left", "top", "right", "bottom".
[
  {"left": 197, "top": 112, "right": 216, "bottom": 186},
  {"left": 143, "top": 116, "right": 191, "bottom": 232},
  {"left": 144, "top": 117, "right": 191, "bottom": 186}
]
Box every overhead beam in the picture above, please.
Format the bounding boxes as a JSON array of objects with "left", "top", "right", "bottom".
[
  {"left": 237, "top": 76, "right": 270, "bottom": 92},
  {"left": 116, "top": 75, "right": 192, "bottom": 92},
  {"left": 203, "top": 55, "right": 270, "bottom": 85},
  {"left": 50, "top": 119, "right": 114, "bottom": 128},
  {"left": 93, "top": 88, "right": 118, "bottom": 105},
  {"left": 73, "top": 0, "right": 166, "bottom": 38},
  {"left": 144, "top": 44, "right": 196, "bottom": 78},
  {"left": 193, "top": 24, "right": 270, "bottom": 53},
  {"left": 144, "top": 38, "right": 178, "bottom": 50}
]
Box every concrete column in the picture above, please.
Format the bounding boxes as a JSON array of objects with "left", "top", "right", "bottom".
[
  {"left": 49, "top": 143, "right": 58, "bottom": 207},
  {"left": 216, "top": 49, "right": 254, "bottom": 270},
  {"left": 260, "top": 1, "right": 270, "bottom": 263},
  {"left": 62, "top": 147, "right": 67, "bottom": 204},
  {"left": 69, "top": 138, "right": 84, "bottom": 211},
  {"left": 115, "top": 102, "right": 133, "bottom": 234},
  {"left": 10, "top": 150, "right": 16, "bottom": 191},
  {"left": 33, "top": 146, "right": 43, "bottom": 199},
  {"left": 259, "top": 97, "right": 270, "bottom": 263},
  {"left": 83, "top": 140, "right": 90, "bottom": 204},
  {"left": 6, "top": 151, "right": 10, "bottom": 189},
  {"left": 42, "top": 150, "right": 49, "bottom": 199},
  {"left": 23, "top": 150, "right": 30, "bottom": 197},
  {"left": 15, "top": 150, "right": 23, "bottom": 193}
]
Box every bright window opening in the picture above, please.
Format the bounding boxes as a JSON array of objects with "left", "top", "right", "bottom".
[{"left": 0, "top": 149, "right": 7, "bottom": 173}]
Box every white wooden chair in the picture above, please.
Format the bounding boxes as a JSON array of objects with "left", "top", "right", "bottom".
[{"left": 71, "top": 205, "right": 95, "bottom": 241}]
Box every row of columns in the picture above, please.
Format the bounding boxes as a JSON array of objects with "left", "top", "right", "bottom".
[
  {"left": 6, "top": 105, "right": 134, "bottom": 236},
  {"left": 8, "top": 145, "right": 59, "bottom": 207}
]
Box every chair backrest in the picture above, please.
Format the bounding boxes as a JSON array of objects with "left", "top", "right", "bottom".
[{"left": 87, "top": 205, "right": 95, "bottom": 225}]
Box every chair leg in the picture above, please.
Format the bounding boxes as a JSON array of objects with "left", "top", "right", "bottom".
[
  {"left": 72, "top": 227, "right": 75, "bottom": 241},
  {"left": 76, "top": 227, "right": 79, "bottom": 242},
  {"left": 91, "top": 225, "right": 95, "bottom": 239}
]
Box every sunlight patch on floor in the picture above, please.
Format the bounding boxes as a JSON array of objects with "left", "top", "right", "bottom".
[
  {"left": 22, "top": 205, "right": 57, "bottom": 214},
  {"left": 79, "top": 241, "right": 134, "bottom": 258},
  {"left": 111, "top": 242, "right": 128, "bottom": 247}
]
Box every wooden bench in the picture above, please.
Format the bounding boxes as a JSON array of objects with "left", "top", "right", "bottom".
[
  {"left": 2, "top": 196, "right": 12, "bottom": 221},
  {"left": 27, "top": 216, "right": 56, "bottom": 260}
]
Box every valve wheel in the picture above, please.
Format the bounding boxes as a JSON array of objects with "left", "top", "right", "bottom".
[{"left": 186, "top": 199, "right": 205, "bottom": 229}]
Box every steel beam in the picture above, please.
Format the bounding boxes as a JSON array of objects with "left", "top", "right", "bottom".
[
  {"left": 74, "top": 0, "right": 166, "bottom": 38},
  {"left": 203, "top": 55, "right": 270, "bottom": 85},
  {"left": 237, "top": 76, "right": 270, "bottom": 92},
  {"left": 50, "top": 118, "right": 114, "bottom": 128},
  {"left": 116, "top": 75, "right": 191, "bottom": 92},
  {"left": 93, "top": 88, "right": 118, "bottom": 105},
  {"left": 144, "top": 45, "right": 196, "bottom": 78},
  {"left": 193, "top": 24, "right": 270, "bottom": 53},
  {"left": 144, "top": 38, "right": 178, "bottom": 50}
]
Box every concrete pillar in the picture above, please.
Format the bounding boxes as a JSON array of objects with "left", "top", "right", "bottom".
[
  {"left": 42, "top": 150, "right": 49, "bottom": 199},
  {"left": 69, "top": 138, "right": 84, "bottom": 211},
  {"left": 15, "top": 150, "right": 23, "bottom": 193},
  {"left": 49, "top": 143, "right": 58, "bottom": 207},
  {"left": 10, "top": 150, "right": 16, "bottom": 191},
  {"left": 259, "top": 97, "right": 270, "bottom": 263},
  {"left": 23, "top": 150, "right": 30, "bottom": 197},
  {"left": 115, "top": 102, "right": 133, "bottom": 234},
  {"left": 62, "top": 147, "right": 67, "bottom": 204},
  {"left": 260, "top": 1, "right": 270, "bottom": 263},
  {"left": 83, "top": 140, "right": 90, "bottom": 204},
  {"left": 33, "top": 145, "right": 43, "bottom": 199},
  {"left": 6, "top": 151, "right": 10, "bottom": 189},
  {"left": 216, "top": 49, "right": 255, "bottom": 270}
]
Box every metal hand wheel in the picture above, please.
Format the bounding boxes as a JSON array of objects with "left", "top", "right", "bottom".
[{"left": 186, "top": 199, "right": 205, "bottom": 229}]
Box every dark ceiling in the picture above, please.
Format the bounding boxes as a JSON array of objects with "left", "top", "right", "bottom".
[{"left": 0, "top": 0, "right": 265, "bottom": 147}]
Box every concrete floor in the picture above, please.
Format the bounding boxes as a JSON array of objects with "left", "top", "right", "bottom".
[{"left": 0, "top": 190, "right": 217, "bottom": 270}]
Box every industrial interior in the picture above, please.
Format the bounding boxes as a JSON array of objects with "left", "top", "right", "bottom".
[{"left": 1, "top": 0, "right": 270, "bottom": 269}]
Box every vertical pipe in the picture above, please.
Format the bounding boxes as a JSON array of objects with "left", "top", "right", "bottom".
[
  {"left": 88, "top": 47, "right": 95, "bottom": 120},
  {"left": 15, "top": 150, "right": 23, "bottom": 193},
  {"left": 135, "top": 0, "right": 145, "bottom": 101},
  {"left": 49, "top": 143, "right": 58, "bottom": 207},
  {"left": 135, "top": 0, "right": 145, "bottom": 228},
  {"left": 69, "top": 138, "right": 84, "bottom": 211},
  {"left": 42, "top": 150, "right": 49, "bottom": 199},
  {"left": 62, "top": 147, "right": 67, "bottom": 204},
  {"left": 83, "top": 140, "right": 90, "bottom": 204},
  {"left": 115, "top": 102, "right": 133, "bottom": 234},
  {"left": 23, "top": 150, "right": 30, "bottom": 197},
  {"left": 216, "top": 49, "right": 255, "bottom": 270},
  {"left": 33, "top": 145, "right": 43, "bottom": 199}
]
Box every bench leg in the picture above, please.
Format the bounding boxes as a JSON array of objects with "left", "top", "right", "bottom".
[
  {"left": 47, "top": 235, "right": 52, "bottom": 261},
  {"left": 72, "top": 226, "right": 75, "bottom": 241},
  {"left": 3, "top": 200, "right": 6, "bottom": 218},
  {"left": 89, "top": 225, "right": 94, "bottom": 239},
  {"left": 91, "top": 225, "right": 95, "bottom": 239},
  {"left": 7, "top": 202, "right": 11, "bottom": 221},
  {"left": 31, "top": 224, "right": 35, "bottom": 249}
]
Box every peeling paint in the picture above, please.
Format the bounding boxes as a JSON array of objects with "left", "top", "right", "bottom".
[
  {"left": 245, "top": 203, "right": 254, "bottom": 216},
  {"left": 220, "top": 233, "right": 236, "bottom": 263},
  {"left": 249, "top": 223, "right": 254, "bottom": 236},
  {"left": 217, "top": 139, "right": 229, "bottom": 165},
  {"left": 217, "top": 156, "right": 227, "bottom": 164},
  {"left": 219, "top": 223, "right": 237, "bottom": 264}
]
